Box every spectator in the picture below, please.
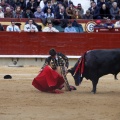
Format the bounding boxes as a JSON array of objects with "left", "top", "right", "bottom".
[
  {"left": 24, "top": 19, "right": 38, "bottom": 32},
  {"left": 72, "top": 10, "right": 82, "bottom": 19},
  {"left": 72, "top": 20, "right": 84, "bottom": 33},
  {"left": 114, "top": 20, "right": 120, "bottom": 27},
  {"left": 0, "top": 0, "right": 14, "bottom": 12},
  {"left": 45, "top": 8, "right": 54, "bottom": 22},
  {"left": 13, "top": 6, "right": 23, "bottom": 18},
  {"left": 88, "top": 2, "right": 101, "bottom": 19},
  {"left": 110, "top": 2, "right": 119, "bottom": 20},
  {"left": 97, "top": 0, "right": 107, "bottom": 8},
  {"left": 51, "top": 0, "right": 58, "bottom": 11},
  {"left": 6, "top": 0, "right": 15, "bottom": 8},
  {"left": 0, "top": 6, "right": 4, "bottom": 18},
  {"left": 4, "top": 7, "right": 13, "bottom": 18},
  {"left": 22, "top": 7, "right": 35, "bottom": 18},
  {"left": 76, "top": 3, "right": 84, "bottom": 16},
  {"left": 82, "top": 10, "right": 93, "bottom": 19},
  {"left": 19, "top": 0, "right": 25, "bottom": 10},
  {"left": 22, "top": 0, "right": 30, "bottom": 11},
  {"left": 55, "top": 6, "right": 68, "bottom": 19},
  {"left": 39, "top": 0, "right": 47, "bottom": 10},
  {"left": 64, "top": 21, "right": 77, "bottom": 33},
  {"left": 34, "top": 6, "right": 46, "bottom": 19},
  {"left": 42, "top": 22, "right": 59, "bottom": 32},
  {"left": 43, "top": 1, "right": 54, "bottom": 13},
  {"left": 94, "top": 20, "right": 104, "bottom": 28},
  {"left": 54, "top": 1, "right": 63, "bottom": 14},
  {"left": 27, "top": 0, "right": 38, "bottom": 13},
  {"left": 107, "top": 0, "right": 116, "bottom": 9},
  {"left": 62, "top": 0, "right": 69, "bottom": 9},
  {"left": 115, "top": 9, "right": 120, "bottom": 19},
  {"left": 0, "top": 23, "right": 4, "bottom": 31},
  {"left": 104, "top": 19, "right": 114, "bottom": 29},
  {"left": 99, "top": 3, "right": 111, "bottom": 19},
  {"left": 66, "top": 2, "right": 76, "bottom": 19},
  {"left": 6, "top": 21, "right": 21, "bottom": 32}
]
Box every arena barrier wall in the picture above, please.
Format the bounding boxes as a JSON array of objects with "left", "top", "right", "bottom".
[{"left": 0, "top": 32, "right": 120, "bottom": 55}]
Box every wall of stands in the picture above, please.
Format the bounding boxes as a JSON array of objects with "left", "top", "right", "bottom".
[{"left": 0, "top": 32, "right": 120, "bottom": 56}]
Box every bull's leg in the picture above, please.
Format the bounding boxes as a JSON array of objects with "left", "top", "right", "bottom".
[{"left": 91, "top": 79, "right": 99, "bottom": 94}]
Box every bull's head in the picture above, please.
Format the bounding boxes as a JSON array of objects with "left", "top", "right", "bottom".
[{"left": 68, "top": 67, "right": 83, "bottom": 86}]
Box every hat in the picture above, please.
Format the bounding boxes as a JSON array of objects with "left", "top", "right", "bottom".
[
  {"left": 49, "top": 48, "right": 56, "bottom": 56},
  {"left": 4, "top": 75, "right": 12, "bottom": 79},
  {"left": 96, "top": 20, "right": 101, "bottom": 24}
]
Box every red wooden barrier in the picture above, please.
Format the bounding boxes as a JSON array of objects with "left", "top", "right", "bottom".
[{"left": 0, "top": 32, "right": 120, "bottom": 55}]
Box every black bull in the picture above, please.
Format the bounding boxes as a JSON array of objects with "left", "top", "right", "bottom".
[{"left": 68, "top": 49, "right": 120, "bottom": 93}]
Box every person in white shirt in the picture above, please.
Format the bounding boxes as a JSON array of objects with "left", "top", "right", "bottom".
[
  {"left": 24, "top": 19, "right": 38, "bottom": 32},
  {"left": 114, "top": 20, "right": 120, "bottom": 28},
  {"left": 42, "top": 22, "right": 59, "bottom": 32},
  {"left": 6, "top": 21, "right": 21, "bottom": 32},
  {"left": 0, "top": 6, "right": 4, "bottom": 18}
]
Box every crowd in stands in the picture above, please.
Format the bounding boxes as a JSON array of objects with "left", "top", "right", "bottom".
[
  {"left": 0, "top": 0, "right": 120, "bottom": 20},
  {"left": 0, "top": 0, "right": 120, "bottom": 32}
]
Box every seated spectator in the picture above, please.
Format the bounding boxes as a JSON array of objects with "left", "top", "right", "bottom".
[
  {"left": 43, "top": 1, "right": 54, "bottom": 13},
  {"left": 97, "top": 0, "right": 107, "bottom": 8},
  {"left": 115, "top": 9, "right": 120, "bottom": 19},
  {"left": 104, "top": 19, "right": 114, "bottom": 29},
  {"left": 13, "top": 6, "right": 23, "bottom": 18},
  {"left": 42, "top": 22, "right": 59, "bottom": 32},
  {"left": 54, "top": 1, "right": 63, "bottom": 14},
  {"left": 55, "top": 6, "right": 68, "bottom": 19},
  {"left": 6, "top": 21, "right": 21, "bottom": 32},
  {"left": 6, "top": 0, "right": 15, "bottom": 8},
  {"left": 100, "top": 3, "right": 111, "bottom": 19},
  {"left": 0, "top": 6, "right": 4, "bottom": 18},
  {"left": 82, "top": 10, "right": 93, "bottom": 19},
  {"left": 26, "top": 0, "right": 37, "bottom": 13},
  {"left": 66, "top": 2, "right": 76, "bottom": 19},
  {"left": 72, "top": 20, "right": 84, "bottom": 33},
  {"left": 110, "top": 2, "right": 119, "bottom": 20},
  {"left": 62, "top": 0, "right": 69, "bottom": 9},
  {"left": 94, "top": 20, "right": 104, "bottom": 28},
  {"left": 0, "top": 23, "right": 4, "bottom": 31},
  {"left": 72, "top": 10, "right": 82, "bottom": 19},
  {"left": 64, "top": 21, "right": 77, "bottom": 33},
  {"left": 22, "top": 7, "right": 35, "bottom": 18},
  {"left": 107, "top": 0, "right": 116, "bottom": 9},
  {"left": 76, "top": 3, "right": 84, "bottom": 16},
  {"left": 39, "top": 0, "right": 47, "bottom": 10},
  {"left": 34, "top": 6, "right": 46, "bottom": 19},
  {"left": 4, "top": 7, "right": 13, "bottom": 18},
  {"left": 22, "top": 0, "right": 30, "bottom": 11},
  {"left": 24, "top": 19, "right": 38, "bottom": 32},
  {"left": 0, "top": 0, "right": 14, "bottom": 12},
  {"left": 88, "top": 2, "right": 101, "bottom": 19},
  {"left": 114, "top": 20, "right": 120, "bottom": 27},
  {"left": 44, "top": 8, "right": 54, "bottom": 21}
]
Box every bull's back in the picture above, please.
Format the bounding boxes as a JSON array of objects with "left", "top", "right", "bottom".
[{"left": 85, "top": 49, "right": 120, "bottom": 77}]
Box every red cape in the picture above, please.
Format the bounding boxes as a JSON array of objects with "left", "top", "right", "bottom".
[{"left": 32, "top": 65, "right": 64, "bottom": 92}]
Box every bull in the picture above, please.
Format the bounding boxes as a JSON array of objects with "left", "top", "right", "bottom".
[{"left": 68, "top": 49, "right": 120, "bottom": 93}]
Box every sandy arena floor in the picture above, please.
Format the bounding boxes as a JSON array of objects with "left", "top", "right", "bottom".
[{"left": 0, "top": 66, "right": 120, "bottom": 120}]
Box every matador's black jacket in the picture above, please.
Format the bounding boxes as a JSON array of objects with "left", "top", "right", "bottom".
[{"left": 41, "top": 52, "right": 69, "bottom": 69}]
